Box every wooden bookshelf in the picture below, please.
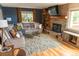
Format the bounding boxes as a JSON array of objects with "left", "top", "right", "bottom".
[{"left": 63, "top": 31, "right": 79, "bottom": 47}]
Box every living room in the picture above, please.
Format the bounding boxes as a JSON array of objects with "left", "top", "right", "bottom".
[{"left": 0, "top": 3, "right": 79, "bottom": 56}]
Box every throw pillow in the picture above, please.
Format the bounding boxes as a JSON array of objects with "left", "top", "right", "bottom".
[
  {"left": 9, "top": 28, "right": 17, "bottom": 38},
  {"left": 16, "top": 23, "right": 23, "bottom": 31},
  {"left": 16, "top": 32, "right": 20, "bottom": 38}
]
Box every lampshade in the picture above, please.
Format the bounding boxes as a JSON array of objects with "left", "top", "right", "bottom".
[
  {"left": 0, "top": 20, "right": 8, "bottom": 28},
  {"left": 39, "top": 24, "right": 42, "bottom": 29},
  {"left": 6, "top": 17, "right": 12, "bottom": 21}
]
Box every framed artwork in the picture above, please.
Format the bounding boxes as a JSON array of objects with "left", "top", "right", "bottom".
[{"left": 21, "top": 11, "right": 33, "bottom": 23}]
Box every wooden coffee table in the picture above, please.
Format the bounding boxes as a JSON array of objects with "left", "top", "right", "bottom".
[{"left": 13, "top": 48, "right": 26, "bottom": 56}]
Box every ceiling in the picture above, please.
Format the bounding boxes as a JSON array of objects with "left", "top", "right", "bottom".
[{"left": 0, "top": 3, "right": 66, "bottom": 9}]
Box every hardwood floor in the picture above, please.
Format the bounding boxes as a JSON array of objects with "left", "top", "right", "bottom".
[{"left": 32, "top": 34, "right": 79, "bottom": 56}]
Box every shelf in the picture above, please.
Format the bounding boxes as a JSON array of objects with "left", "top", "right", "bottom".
[{"left": 50, "top": 15, "right": 67, "bottom": 19}]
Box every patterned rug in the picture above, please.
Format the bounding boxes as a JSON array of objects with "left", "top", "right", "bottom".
[{"left": 25, "top": 34, "right": 60, "bottom": 55}]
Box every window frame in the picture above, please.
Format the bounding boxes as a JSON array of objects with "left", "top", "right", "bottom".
[
  {"left": 67, "top": 9, "right": 79, "bottom": 32},
  {"left": 21, "top": 11, "right": 33, "bottom": 23}
]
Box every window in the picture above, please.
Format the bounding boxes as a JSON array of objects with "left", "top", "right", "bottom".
[
  {"left": 67, "top": 10, "right": 79, "bottom": 31},
  {"left": 21, "top": 11, "right": 33, "bottom": 23}
]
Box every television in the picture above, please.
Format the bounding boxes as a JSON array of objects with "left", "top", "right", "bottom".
[{"left": 48, "top": 5, "right": 59, "bottom": 16}]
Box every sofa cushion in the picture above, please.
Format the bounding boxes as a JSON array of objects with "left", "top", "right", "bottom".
[
  {"left": 9, "top": 28, "right": 17, "bottom": 38},
  {"left": 16, "top": 23, "right": 24, "bottom": 31}
]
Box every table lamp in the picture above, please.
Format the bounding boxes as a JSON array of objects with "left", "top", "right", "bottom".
[
  {"left": 6, "top": 17, "right": 12, "bottom": 22},
  {"left": 0, "top": 20, "right": 8, "bottom": 51}
]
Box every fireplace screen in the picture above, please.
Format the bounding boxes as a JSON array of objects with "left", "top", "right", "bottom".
[{"left": 52, "top": 23, "right": 62, "bottom": 33}]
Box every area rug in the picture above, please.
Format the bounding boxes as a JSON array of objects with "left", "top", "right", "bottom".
[{"left": 25, "top": 34, "right": 60, "bottom": 55}]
